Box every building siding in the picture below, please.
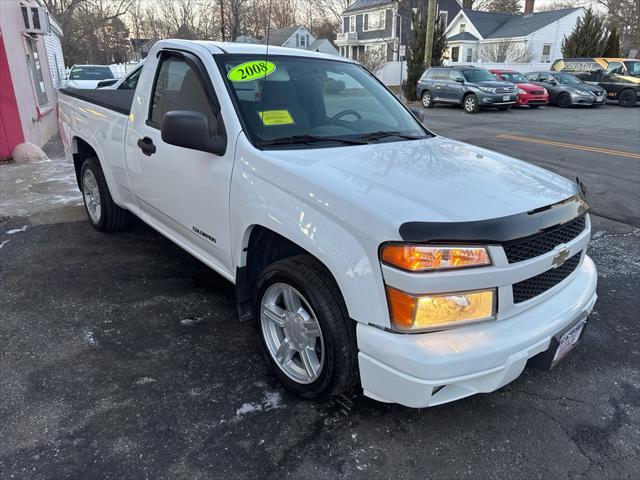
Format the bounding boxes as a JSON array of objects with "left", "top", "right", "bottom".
[
  {"left": 44, "top": 29, "right": 65, "bottom": 89},
  {"left": 525, "top": 9, "right": 583, "bottom": 63}
]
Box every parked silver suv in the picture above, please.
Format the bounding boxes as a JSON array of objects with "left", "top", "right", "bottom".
[{"left": 416, "top": 66, "right": 517, "bottom": 113}]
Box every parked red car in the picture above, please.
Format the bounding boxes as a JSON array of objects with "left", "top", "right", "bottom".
[{"left": 490, "top": 69, "right": 549, "bottom": 108}]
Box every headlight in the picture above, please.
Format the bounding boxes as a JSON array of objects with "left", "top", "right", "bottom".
[
  {"left": 386, "top": 287, "right": 496, "bottom": 332},
  {"left": 542, "top": 88, "right": 548, "bottom": 95},
  {"left": 517, "top": 88, "right": 526, "bottom": 94},
  {"left": 479, "top": 86, "right": 495, "bottom": 93},
  {"left": 381, "top": 245, "right": 491, "bottom": 272},
  {"left": 574, "top": 89, "right": 590, "bottom": 96}
]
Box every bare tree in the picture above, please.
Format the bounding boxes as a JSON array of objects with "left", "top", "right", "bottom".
[{"left": 360, "top": 47, "right": 387, "bottom": 73}]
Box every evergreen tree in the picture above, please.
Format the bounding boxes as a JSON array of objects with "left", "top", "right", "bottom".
[
  {"left": 486, "top": 0, "right": 521, "bottom": 14},
  {"left": 604, "top": 25, "right": 620, "bottom": 57},
  {"left": 403, "top": 9, "right": 427, "bottom": 101},
  {"left": 561, "top": 8, "right": 608, "bottom": 57},
  {"left": 431, "top": 18, "right": 447, "bottom": 67}
]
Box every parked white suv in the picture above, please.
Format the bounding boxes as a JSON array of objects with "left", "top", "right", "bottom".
[{"left": 58, "top": 40, "right": 597, "bottom": 408}]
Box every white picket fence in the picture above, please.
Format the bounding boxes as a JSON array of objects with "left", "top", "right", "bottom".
[{"left": 375, "top": 61, "right": 555, "bottom": 86}]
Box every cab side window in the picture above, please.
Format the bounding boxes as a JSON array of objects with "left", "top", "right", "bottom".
[
  {"left": 149, "top": 54, "right": 218, "bottom": 135},
  {"left": 605, "top": 61, "right": 624, "bottom": 76},
  {"left": 449, "top": 70, "right": 464, "bottom": 82}
]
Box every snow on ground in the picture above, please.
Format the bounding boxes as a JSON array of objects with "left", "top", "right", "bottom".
[{"left": 0, "top": 140, "right": 82, "bottom": 218}]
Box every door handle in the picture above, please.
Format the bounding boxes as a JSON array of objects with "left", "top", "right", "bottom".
[{"left": 137, "top": 137, "right": 156, "bottom": 156}]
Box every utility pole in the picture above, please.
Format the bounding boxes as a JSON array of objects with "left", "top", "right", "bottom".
[{"left": 423, "top": 0, "right": 437, "bottom": 67}]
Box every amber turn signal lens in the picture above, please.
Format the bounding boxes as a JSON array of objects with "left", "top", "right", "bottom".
[
  {"left": 381, "top": 245, "right": 490, "bottom": 272},
  {"left": 386, "top": 286, "right": 496, "bottom": 331}
]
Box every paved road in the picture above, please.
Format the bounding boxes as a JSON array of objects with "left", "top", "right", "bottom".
[{"left": 1, "top": 104, "right": 639, "bottom": 480}]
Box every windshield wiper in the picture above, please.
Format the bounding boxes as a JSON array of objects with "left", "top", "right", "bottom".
[
  {"left": 258, "top": 134, "right": 366, "bottom": 147},
  {"left": 356, "top": 131, "right": 425, "bottom": 142}
]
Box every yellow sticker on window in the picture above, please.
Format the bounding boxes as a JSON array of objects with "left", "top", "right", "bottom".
[
  {"left": 258, "top": 110, "right": 295, "bottom": 126},
  {"left": 228, "top": 60, "right": 276, "bottom": 82}
]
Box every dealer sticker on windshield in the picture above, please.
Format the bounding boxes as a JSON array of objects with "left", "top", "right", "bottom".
[
  {"left": 258, "top": 110, "right": 294, "bottom": 126},
  {"left": 228, "top": 60, "right": 276, "bottom": 82}
]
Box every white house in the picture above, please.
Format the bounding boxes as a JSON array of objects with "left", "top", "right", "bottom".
[
  {"left": 444, "top": 2, "right": 585, "bottom": 64},
  {"left": 260, "top": 25, "right": 339, "bottom": 56}
]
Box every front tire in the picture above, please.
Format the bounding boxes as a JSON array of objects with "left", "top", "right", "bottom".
[
  {"left": 80, "top": 157, "right": 128, "bottom": 232},
  {"left": 255, "top": 255, "right": 358, "bottom": 399},
  {"left": 618, "top": 89, "right": 637, "bottom": 107},
  {"left": 463, "top": 94, "right": 479, "bottom": 113},
  {"left": 557, "top": 92, "right": 571, "bottom": 108},
  {"left": 421, "top": 90, "right": 434, "bottom": 108}
]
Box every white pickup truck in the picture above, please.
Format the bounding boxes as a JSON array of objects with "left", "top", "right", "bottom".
[{"left": 58, "top": 40, "right": 597, "bottom": 408}]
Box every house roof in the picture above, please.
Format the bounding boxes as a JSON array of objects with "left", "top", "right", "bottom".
[
  {"left": 344, "top": 0, "right": 393, "bottom": 13},
  {"left": 448, "top": 31, "right": 478, "bottom": 41},
  {"left": 460, "top": 7, "right": 582, "bottom": 39},
  {"left": 261, "top": 25, "right": 305, "bottom": 46}
]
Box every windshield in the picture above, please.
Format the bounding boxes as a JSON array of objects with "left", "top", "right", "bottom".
[
  {"left": 69, "top": 66, "right": 114, "bottom": 80},
  {"left": 216, "top": 55, "right": 429, "bottom": 148},
  {"left": 624, "top": 61, "right": 640, "bottom": 76},
  {"left": 498, "top": 71, "right": 528, "bottom": 83},
  {"left": 554, "top": 72, "right": 582, "bottom": 85},
  {"left": 461, "top": 69, "right": 495, "bottom": 82}
]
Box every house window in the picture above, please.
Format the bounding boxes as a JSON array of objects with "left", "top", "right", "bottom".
[
  {"left": 459, "top": 23, "right": 466, "bottom": 33},
  {"left": 439, "top": 11, "right": 448, "bottom": 26},
  {"left": 451, "top": 46, "right": 460, "bottom": 63},
  {"left": 349, "top": 16, "right": 356, "bottom": 33},
  {"left": 363, "top": 10, "right": 386, "bottom": 31},
  {"left": 21, "top": 6, "right": 29, "bottom": 29},
  {"left": 541, "top": 43, "right": 552, "bottom": 62},
  {"left": 466, "top": 47, "right": 474, "bottom": 62},
  {"left": 299, "top": 34, "right": 306, "bottom": 47},
  {"left": 25, "top": 38, "right": 48, "bottom": 107}
]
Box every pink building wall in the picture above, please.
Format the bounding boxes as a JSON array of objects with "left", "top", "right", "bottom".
[{"left": 0, "top": 0, "right": 59, "bottom": 158}]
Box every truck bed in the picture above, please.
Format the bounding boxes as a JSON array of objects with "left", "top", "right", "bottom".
[{"left": 59, "top": 88, "right": 134, "bottom": 116}]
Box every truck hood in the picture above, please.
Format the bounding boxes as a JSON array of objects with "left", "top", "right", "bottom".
[{"left": 261, "top": 136, "right": 578, "bottom": 234}]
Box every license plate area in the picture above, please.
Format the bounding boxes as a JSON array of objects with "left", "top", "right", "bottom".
[
  {"left": 529, "top": 317, "right": 587, "bottom": 370},
  {"left": 503, "top": 95, "right": 510, "bottom": 101}
]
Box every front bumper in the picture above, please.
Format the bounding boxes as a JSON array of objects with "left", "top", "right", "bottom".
[
  {"left": 516, "top": 94, "right": 549, "bottom": 106},
  {"left": 357, "top": 255, "right": 598, "bottom": 408},
  {"left": 571, "top": 92, "right": 606, "bottom": 105},
  {"left": 479, "top": 92, "right": 516, "bottom": 106}
]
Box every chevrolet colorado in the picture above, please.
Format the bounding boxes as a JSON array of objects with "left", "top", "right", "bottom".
[{"left": 58, "top": 40, "right": 597, "bottom": 408}]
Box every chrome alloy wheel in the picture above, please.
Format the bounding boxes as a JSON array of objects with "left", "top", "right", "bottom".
[
  {"left": 260, "top": 283, "right": 325, "bottom": 384},
  {"left": 82, "top": 168, "right": 101, "bottom": 223},
  {"left": 464, "top": 96, "right": 476, "bottom": 111}
]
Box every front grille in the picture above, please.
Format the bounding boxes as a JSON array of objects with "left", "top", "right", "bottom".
[
  {"left": 496, "top": 87, "right": 515, "bottom": 93},
  {"left": 503, "top": 216, "right": 586, "bottom": 263},
  {"left": 530, "top": 90, "right": 545, "bottom": 95},
  {"left": 512, "top": 253, "right": 581, "bottom": 303}
]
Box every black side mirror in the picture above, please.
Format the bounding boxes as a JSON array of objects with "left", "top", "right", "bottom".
[
  {"left": 455, "top": 77, "right": 464, "bottom": 83},
  {"left": 409, "top": 106, "right": 425, "bottom": 122},
  {"left": 96, "top": 79, "right": 117, "bottom": 88},
  {"left": 161, "top": 111, "right": 226, "bottom": 155}
]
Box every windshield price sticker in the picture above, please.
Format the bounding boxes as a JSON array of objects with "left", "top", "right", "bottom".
[
  {"left": 228, "top": 60, "right": 276, "bottom": 82},
  {"left": 258, "top": 110, "right": 295, "bottom": 126}
]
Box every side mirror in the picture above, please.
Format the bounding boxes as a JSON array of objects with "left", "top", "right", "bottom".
[
  {"left": 409, "top": 106, "right": 425, "bottom": 122},
  {"left": 455, "top": 77, "right": 464, "bottom": 83},
  {"left": 161, "top": 111, "right": 226, "bottom": 155},
  {"left": 96, "top": 79, "right": 117, "bottom": 88}
]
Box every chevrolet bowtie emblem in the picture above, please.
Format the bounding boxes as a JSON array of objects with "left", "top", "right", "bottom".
[{"left": 551, "top": 248, "right": 570, "bottom": 268}]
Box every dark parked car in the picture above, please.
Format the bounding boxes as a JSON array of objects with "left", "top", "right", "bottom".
[
  {"left": 524, "top": 71, "right": 607, "bottom": 107},
  {"left": 417, "top": 66, "right": 516, "bottom": 113}
]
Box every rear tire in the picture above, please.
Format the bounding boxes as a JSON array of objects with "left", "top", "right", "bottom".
[
  {"left": 421, "top": 90, "right": 434, "bottom": 108},
  {"left": 80, "top": 157, "right": 128, "bottom": 232},
  {"left": 254, "top": 255, "right": 358, "bottom": 400},
  {"left": 463, "top": 94, "right": 479, "bottom": 114},
  {"left": 618, "top": 89, "right": 637, "bottom": 107},
  {"left": 557, "top": 93, "right": 571, "bottom": 108}
]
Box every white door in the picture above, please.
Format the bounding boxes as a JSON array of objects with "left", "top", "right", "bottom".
[{"left": 129, "top": 51, "right": 234, "bottom": 274}]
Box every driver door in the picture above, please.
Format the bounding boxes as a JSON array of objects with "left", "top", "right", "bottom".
[{"left": 127, "top": 50, "right": 235, "bottom": 274}]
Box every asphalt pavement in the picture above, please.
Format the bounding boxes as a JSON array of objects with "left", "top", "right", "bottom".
[{"left": 1, "top": 104, "right": 639, "bottom": 480}]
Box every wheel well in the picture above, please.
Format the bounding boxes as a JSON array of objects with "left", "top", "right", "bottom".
[
  {"left": 72, "top": 138, "right": 98, "bottom": 190},
  {"left": 463, "top": 91, "right": 475, "bottom": 99},
  {"left": 235, "top": 226, "right": 321, "bottom": 321}
]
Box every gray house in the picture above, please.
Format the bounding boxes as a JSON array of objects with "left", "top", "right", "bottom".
[{"left": 336, "top": 0, "right": 461, "bottom": 62}]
